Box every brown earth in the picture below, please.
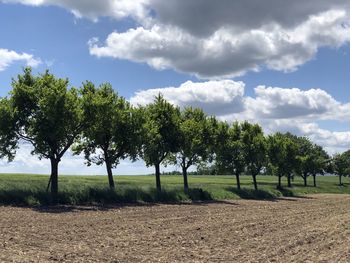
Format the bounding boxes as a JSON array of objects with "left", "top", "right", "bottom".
[{"left": 0, "top": 194, "right": 350, "bottom": 262}]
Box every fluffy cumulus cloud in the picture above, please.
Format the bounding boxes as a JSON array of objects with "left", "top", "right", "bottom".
[
  {"left": 247, "top": 86, "right": 340, "bottom": 119},
  {"left": 0, "top": 48, "right": 41, "bottom": 71},
  {"left": 131, "top": 80, "right": 245, "bottom": 115},
  {"left": 87, "top": 1, "right": 350, "bottom": 78},
  {"left": 1, "top": 0, "right": 149, "bottom": 22},
  {"left": 4, "top": 0, "right": 350, "bottom": 78}
]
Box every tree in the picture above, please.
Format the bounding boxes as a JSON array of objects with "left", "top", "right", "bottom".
[
  {"left": 241, "top": 121, "right": 267, "bottom": 190},
  {"left": 294, "top": 136, "right": 328, "bottom": 187},
  {"left": 74, "top": 82, "right": 142, "bottom": 189},
  {"left": 267, "top": 133, "right": 298, "bottom": 188},
  {"left": 333, "top": 150, "right": 350, "bottom": 186},
  {"left": 141, "top": 94, "right": 180, "bottom": 192},
  {"left": 215, "top": 121, "right": 245, "bottom": 189},
  {"left": 0, "top": 98, "right": 17, "bottom": 162},
  {"left": 308, "top": 144, "right": 329, "bottom": 187},
  {"left": 170, "top": 107, "right": 211, "bottom": 192},
  {"left": 9, "top": 68, "right": 83, "bottom": 202},
  {"left": 292, "top": 136, "right": 314, "bottom": 187}
]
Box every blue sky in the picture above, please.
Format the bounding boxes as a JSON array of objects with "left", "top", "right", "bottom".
[{"left": 1, "top": 1, "right": 350, "bottom": 175}]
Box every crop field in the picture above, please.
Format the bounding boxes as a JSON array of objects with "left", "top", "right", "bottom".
[
  {"left": 0, "top": 173, "right": 350, "bottom": 205},
  {"left": 0, "top": 194, "right": 349, "bottom": 262}
]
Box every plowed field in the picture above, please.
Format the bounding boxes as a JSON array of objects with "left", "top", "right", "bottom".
[{"left": 1, "top": 194, "right": 350, "bottom": 262}]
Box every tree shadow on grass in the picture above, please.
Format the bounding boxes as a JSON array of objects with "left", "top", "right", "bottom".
[
  {"left": 226, "top": 187, "right": 277, "bottom": 200},
  {"left": 225, "top": 186, "right": 309, "bottom": 201},
  {"left": 0, "top": 186, "right": 222, "bottom": 213}
]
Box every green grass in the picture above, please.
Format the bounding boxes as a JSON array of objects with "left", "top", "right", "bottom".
[{"left": 0, "top": 173, "right": 349, "bottom": 206}]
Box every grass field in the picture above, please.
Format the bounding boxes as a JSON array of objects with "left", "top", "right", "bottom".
[{"left": 0, "top": 173, "right": 349, "bottom": 205}]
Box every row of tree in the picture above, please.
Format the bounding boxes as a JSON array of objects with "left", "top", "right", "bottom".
[{"left": 0, "top": 68, "right": 349, "bottom": 203}]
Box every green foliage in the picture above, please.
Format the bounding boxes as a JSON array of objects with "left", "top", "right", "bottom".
[
  {"left": 173, "top": 107, "right": 210, "bottom": 167},
  {"left": 0, "top": 98, "right": 17, "bottom": 161},
  {"left": 267, "top": 132, "right": 298, "bottom": 186},
  {"left": 141, "top": 94, "right": 181, "bottom": 166},
  {"left": 215, "top": 121, "right": 245, "bottom": 175},
  {"left": 291, "top": 135, "right": 329, "bottom": 184},
  {"left": 241, "top": 122, "right": 267, "bottom": 189},
  {"left": 10, "top": 68, "right": 83, "bottom": 160},
  {"left": 74, "top": 82, "right": 142, "bottom": 188},
  {"left": 333, "top": 150, "right": 350, "bottom": 185},
  {"left": 168, "top": 107, "right": 213, "bottom": 190},
  {"left": 333, "top": 151, "right": 350, "bottom": 176},
  {"left": 140, "top": 94, "right": 181, "bottom": 190},
  {"left": 4, "top": 68, "right": 84, "bottom": 200}
]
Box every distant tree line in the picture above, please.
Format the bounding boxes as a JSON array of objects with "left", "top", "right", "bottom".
[{"left": 0, "top": 68, "right": 349, "bottom": 203}]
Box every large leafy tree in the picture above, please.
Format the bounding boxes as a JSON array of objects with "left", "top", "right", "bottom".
[
  {"left": 307, "top": 144, "right": 329, "bottom": 187},
  {"left": 215, "top": 121, "right": 245, "bottom": 189},
  {"left": 9, "top": 68, "right": 83, "bottom": 202},
  {"left": 294, "top": 136, "right": 329, "bottom": 187},
  {"left": 0, "top": 98, "right": 17, "bottom": 162},
  {"left": 292, "top": 136, "right": 314, "bottom": 186},
  {"left": 141, "top": 94, "right": 180, "bottom": 191},
  {"left": 267, "top": 132, "right": 298, "bottom": 188},
  {"left": 74, "top": 82, "right": 142, "bottom": 189},
  {"left": 170, "top": 107, "right": 211, "bottom": 192},
  {"left": 241, "top": 121, "right": 267, "bottom": 190},
  {"left": 333, "top": 150, "right": 350, "bottom": 186}
]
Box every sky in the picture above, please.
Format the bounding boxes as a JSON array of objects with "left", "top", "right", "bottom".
[{"left": 1, "top": 0, "right": 350, "bottom": 175}]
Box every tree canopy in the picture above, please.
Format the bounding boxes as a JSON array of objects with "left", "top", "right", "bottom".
[
  {"left": 241, "top": 121, "right": 267, "bottom": 190},
  {"left": 74, "top": 82, "right": 142, "bottom": 188},
  {"left": 8, "top": 68, "right": 83, "bottom": 202},
  {"left": 215, "top": 121, "right": 245, "bottom": 189},
  {"left": 267, "top": 132, "right": 298, "bottom": 188},
  {"left": 0, "top": 98, "right": 17, "bottom": 162},
  {"left": 169, "top": 107, "right": 212, "bottom": 191},
  {"left": 333, "top": 150, "right": 350, "bottom": 185},
  {"left": 141, "top": 94, "right": 181, "bottom": 191}
]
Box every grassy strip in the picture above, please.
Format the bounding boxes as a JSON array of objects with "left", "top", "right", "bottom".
[{"left": 0, "top": 174, "right": 349, "bottom": 205}]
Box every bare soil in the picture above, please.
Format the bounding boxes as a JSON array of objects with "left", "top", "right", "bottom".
[{"left": 1, "top": 194, "right": 350, "bottom": 262}]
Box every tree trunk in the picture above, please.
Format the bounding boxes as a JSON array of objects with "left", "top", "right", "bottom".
[
  {"left": 46, "top": 174, "right": 52, "bottom": 192},
  {"left": 313, "top": 174, "right": 316, "bottom": 187},
  {"left": 303, "top": 174, "right": 307, "bottom": 187},
  {"left": 287, "top": 174, "right": 292, "bottom": 187},
  {"left": 106, "top": 160, "right": 115, "bottom": 189},
  {"left": 339, "top": 174, "right": 342, "bottom": 186},
  {"left": 252, "top": 174, "right": 258, "bottom": 190},
  {"left": 155, "top": 163, "right": 161, "bottom": 192},
  {"left": 278, "top": 175, "right": 282, "bottom": 188},
  {"left": 50, "top": 158, "right": 59, "bottom": 204},
  {"left": 235, "top": 172, "right": 241, "bottom": 190},
  {"left": 182, "top": 166, "right": 189, "bottom": 192}
]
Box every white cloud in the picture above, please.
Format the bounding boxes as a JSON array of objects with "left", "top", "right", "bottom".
[
  {"left": 131, "top": 80, "right": 350, "bottom": 122},
  {"left": 89, "top": 8, "right": 350, "bottom": 78},
  {"left": 0, "top": 48, "right": 41, "bottom": 71},
  {"left": 246, "top": 86, "right": 340, "bottom": 119},
  {"left": 130, "top": 80, "right": 245, "bottom": 115},
  {"left": 244, "top": 86, "right": 350, "bottom": 122},
  {"left": 4, "top": 0, "right": 350, "bottom": 78},
  {"left": 1, "top": 0, "right": 150, "bottom": 22}
]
